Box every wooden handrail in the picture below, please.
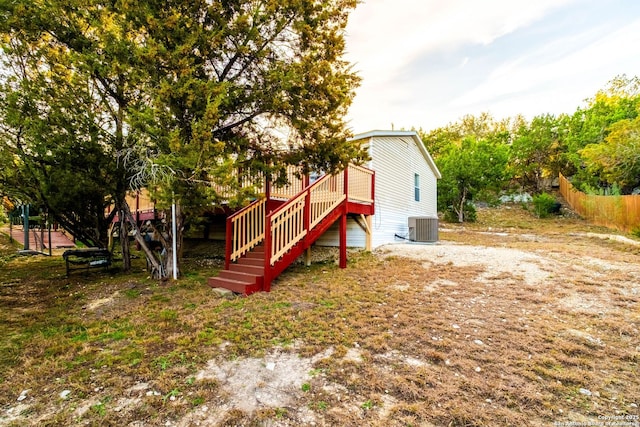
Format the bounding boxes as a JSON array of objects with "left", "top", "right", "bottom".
[
  {"left": 270, "top": 166, "right": 306, "bottom": 199},
  {"left": 225, "top": 198, "right": 267, "bottom": 268},
  {"left": 225, "top": 163, "right": 374, "bottom": 292},
  {"left": 309, "top": 173, "right": 346, "bottom": 229},
  {"left": 120, "top": 165, "right": 373, "bottom": 218},
  {"left": 268, "top": 192, "right": 308, "bottom": 264},
  {"left": 211, "top": 169, "right": 265, "bottom": 200},
  {"left": 223, "top": 167, "right": 308, "bottom": 269},
  {"left": 266, "top": 171, "right": 347, "bottom": 267}
]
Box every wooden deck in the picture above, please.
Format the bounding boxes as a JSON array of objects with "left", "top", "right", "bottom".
[{"left": 2, "top": 226, "right": 76, "bottom": 252}]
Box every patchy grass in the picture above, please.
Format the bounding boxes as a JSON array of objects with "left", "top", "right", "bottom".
[{"left": 1, "top": 207, "right": 639, "bottom": 426}]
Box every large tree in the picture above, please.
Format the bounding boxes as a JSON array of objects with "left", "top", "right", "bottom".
[
  {"left": 436, "top": 136, "right": 510, "bottom": 223},
  {"left": 0, "top": 27, "right": 120, "bottom": 247},
  {"left": 420, "top": 113, "right": 513, "bottom": 222},
  {"left": 0, "top": 0, "right": 363, "bottom": 278},
  {"left": 121, "top": 0, "right": 364, "bottom": 277},
  {"left": 564, "top": 74, "right": 640, "bottom": 190},
  {"left": 580, "top": 116, "right": 640, "bottom": 192},
  {"left": 0, "top": 0, "right": 149, "bottom": 270},
  {"left": 420, "top": 112, "right": 516, "bottom": 158},
  {"left": 510, "top": 114, "right": 568, "bottom": 192}
]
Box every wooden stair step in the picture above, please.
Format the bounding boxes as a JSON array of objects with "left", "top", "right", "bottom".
[
  {"left": 208, "top": 276, "right": 261, "bottom": 295},
  {"left": 229, "top": 263, "right": 264, "bottom": 276},
  {"left": 237, "top": 257, "right": 263, "bottom": 267},
  {"left": 219, "top": 270, "right": 263, "bottom": 287},
  {"left": 244, "top": 251, "right": 265, "bottom": 260}
]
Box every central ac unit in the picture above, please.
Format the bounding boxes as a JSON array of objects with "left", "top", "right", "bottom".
[{"left": 408, "top": 216, "right": 439, "bottom": 243}]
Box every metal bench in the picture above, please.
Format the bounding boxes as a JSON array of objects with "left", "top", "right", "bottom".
[{"left": 62, "top": 248, "right": 112, "bottom": 276}]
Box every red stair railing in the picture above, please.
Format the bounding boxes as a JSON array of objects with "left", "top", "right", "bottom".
[
  {"left": 223, "top": 165, "right": 306, "bottom": 270},
  {"left": 263, "top": 170, "right": 349, "bottom": 290},
  {"left": 222, "top": 164, "right": 375, "bottom": 293}
]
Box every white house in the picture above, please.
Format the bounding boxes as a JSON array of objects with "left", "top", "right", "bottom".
[{"left": 317, "top": 130, "right": 441, "bottom": 249}]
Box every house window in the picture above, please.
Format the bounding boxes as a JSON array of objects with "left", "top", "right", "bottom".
[{"left": 414, "top": 173, "right": 420, "bottom": 202}]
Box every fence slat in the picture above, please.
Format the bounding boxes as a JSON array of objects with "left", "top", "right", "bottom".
[{"left": 559, "top": 173, "right": 640, "bottom": 232}]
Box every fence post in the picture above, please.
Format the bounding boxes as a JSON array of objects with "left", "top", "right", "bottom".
[{"left": 48, "top": 217, "right": 52, "bottom": 257}]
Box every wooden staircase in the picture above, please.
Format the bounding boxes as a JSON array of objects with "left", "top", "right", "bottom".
[
  {"left": 211, "top": 245, "right": 265, "bottom": 295},
  {"left": 208, "top": 165, "right": 375, "bottom": 295}
]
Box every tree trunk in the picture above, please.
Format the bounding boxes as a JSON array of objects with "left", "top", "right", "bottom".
[
  {"left": 120, "top": 201, "right": 166, "bottom": 279},
  {"left": 457, "top": 188, "right": 467, "bottom": 223},
  {"left": 119, "top": 208, "right": 131, "bottom": 271},
  {"left": 114, "top": 91, "right": 132, "bottom": 271}
]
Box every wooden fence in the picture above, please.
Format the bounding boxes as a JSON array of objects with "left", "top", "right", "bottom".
[{"left": 559, "top": 173, "right": 640, "bottom": 232}]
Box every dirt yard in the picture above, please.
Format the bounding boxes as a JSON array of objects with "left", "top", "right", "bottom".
[
  {"left": 182, "top": 226, "right": 640, "bottom": 426},
  {"left": 0, "top": 207, "right": 639, "bottom": 426}
]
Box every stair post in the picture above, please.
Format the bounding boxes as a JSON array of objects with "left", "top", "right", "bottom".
[
  {"left": 303, "top": 189, "right": 311, "bottom": 234},
  {"left": 224, "top": 215, "right": 232, "bottom": 270},
  {"left": 304, "top": 186, "right": 312, "bottom": 266},
  {"left": 263, "top": 213, "right": 272, "bottom": 292},
  {"left": 263, "top": 174, "right": 273, "bottom": 291},
  {"left": 339, "top": 168, "right": 348, "bottom": 268}
]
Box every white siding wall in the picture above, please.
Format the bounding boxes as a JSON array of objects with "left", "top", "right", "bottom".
[
  {"left": 370, "top": 136, "right": 437, "bottom": 247},
  {"left": 409, "top": 137, "right": 438, "bottom": 217},
  {"left": 369, "top": 136, "right": 411, "bottom": 247},
  {"left": 316, "top": 134, "right": 439, "bottom": 248}
]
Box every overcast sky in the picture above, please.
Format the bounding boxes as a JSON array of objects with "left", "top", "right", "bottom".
[{"left": 343, "top": 0, "right": 640, "bottom": 133}]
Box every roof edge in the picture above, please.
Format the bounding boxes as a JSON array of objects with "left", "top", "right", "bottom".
[
  {"left": 350, "top": 130, "right": 442, "bottom": 179},
  {"left": 349, "top": 130, "right": 417, "bottom": 141}
]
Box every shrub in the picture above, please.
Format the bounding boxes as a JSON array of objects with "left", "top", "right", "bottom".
[
  {"left": 581, "top": 183, "right": 622, "bottom": 196},
  {"left": 532, "top": 193, "right": 560, "bottom": 218},
  {"left": 476, "top": 189, "right": 502, "bottom": 207}
]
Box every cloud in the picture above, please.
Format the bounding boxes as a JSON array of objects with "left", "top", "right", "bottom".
[
  {"left": 344, "top": 0, "right": 581, "bottom": 131},
  {"left": 450, "top": 19, "right": 640, "bottom": 109},
  {"left": 345, "top": 0, "right": 578, "bottom": 80},
  {"left": 344, "top": 0, "right": 640, "bottom": 133}
]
